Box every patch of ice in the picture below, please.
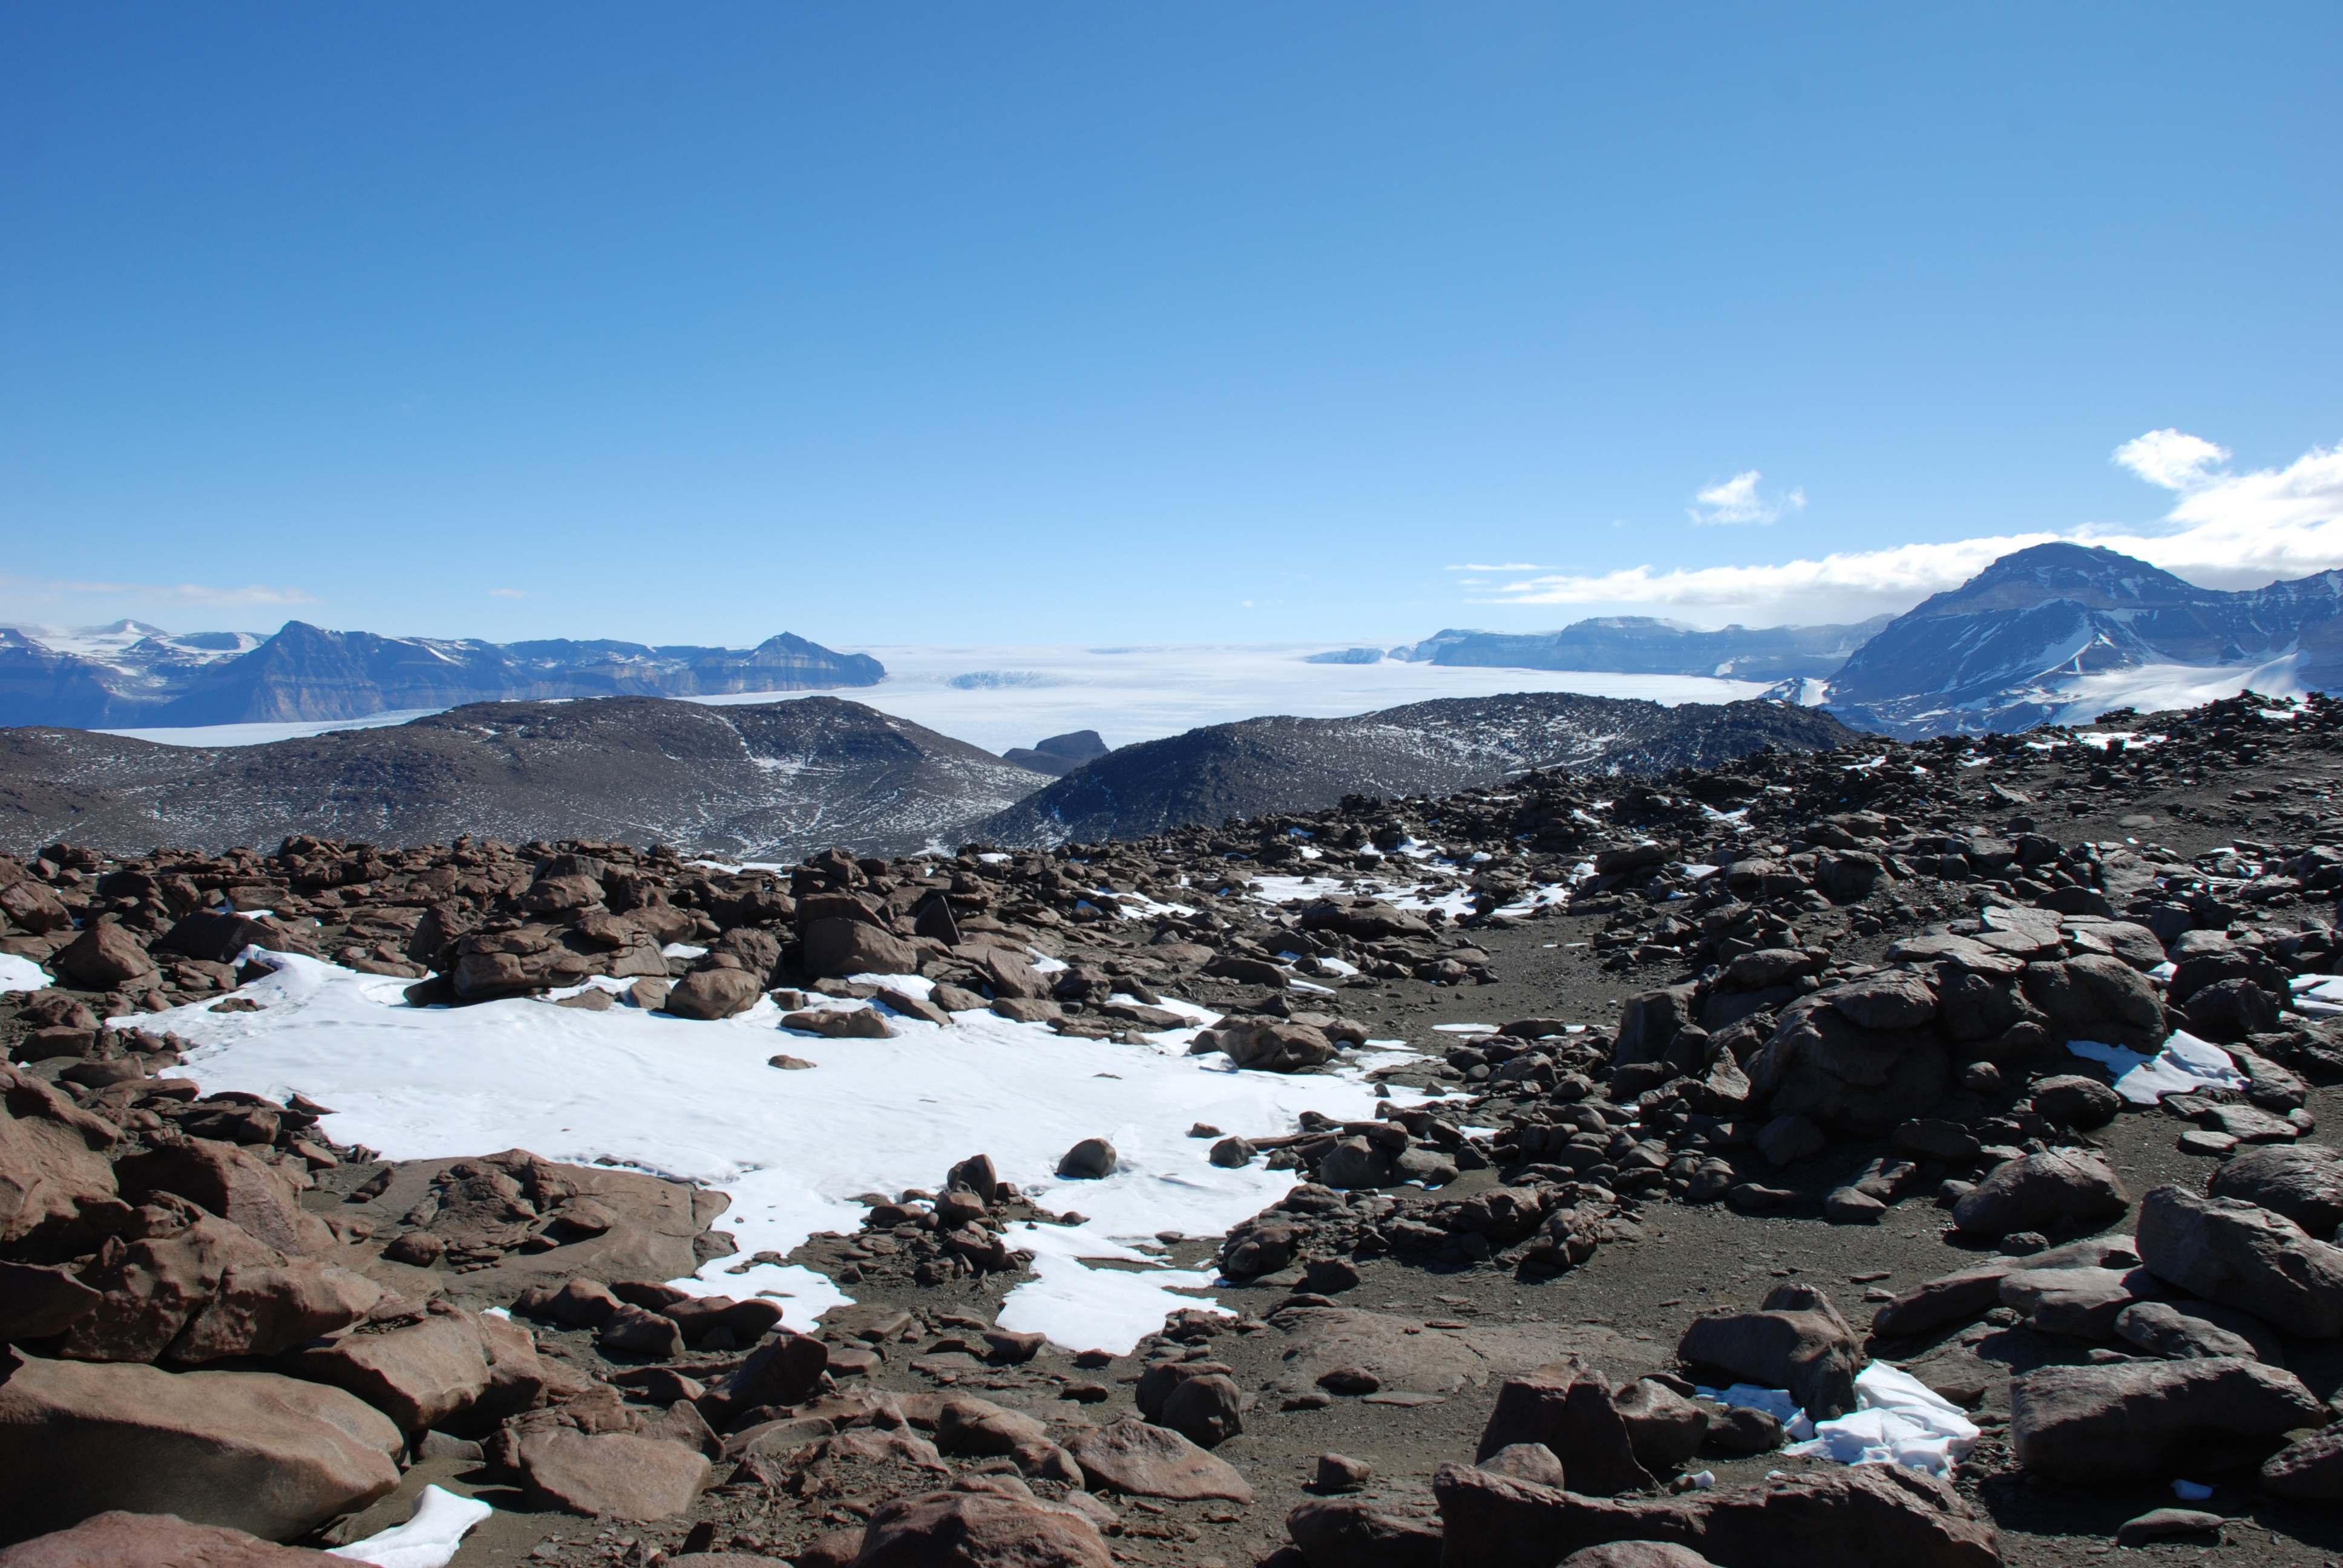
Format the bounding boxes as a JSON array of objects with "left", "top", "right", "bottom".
[
  {"left": 0, "top": 953, "right": 48, "bottom": 994},
  {"left": 2067, "top": 1031, "right": 2248, "bottom": 1104},
  {"left": 327, "top": 1485, "right": 491, "bottom": 1568},
  {"left": 1783, "top": 1363, "right": 1980, "bottom": 1476}
]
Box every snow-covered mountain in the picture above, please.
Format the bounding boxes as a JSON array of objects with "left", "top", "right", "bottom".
[
  {"left": 1821, "top": 542, "right": 2343, "bottom": 736},
  {"left": 1391, "top": 616, "right": 1891, "bottom": 682},
  {"left": 0, "top": 619, "right": 883, "bottom": 727}
]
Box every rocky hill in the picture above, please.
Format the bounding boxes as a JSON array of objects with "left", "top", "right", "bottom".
[
  {"left": 1825, "top": 542, "right": 2343, "bottom": 736},
  {"left": 0, "top": 619, "right": 885, "bottom": 727},
  {"left": 0, "top": 695, "right": 1046, "bottom": 859},
  {"left": 977, "top": 691, "right": 1864, "bottom": 845}
]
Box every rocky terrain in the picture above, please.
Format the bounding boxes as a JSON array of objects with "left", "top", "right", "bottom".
[
  {"left": 0, "top": 696, "right": 1053, "bottom": 862},
  {"left": 0, "top": 621, "right": 884, "bottom": 728},
  {"left": 5, "top": 688, "right": 2343, "bottom": 1566},
  {"left": 977, "top": 693, "right": 1860, "bottom": 846}
]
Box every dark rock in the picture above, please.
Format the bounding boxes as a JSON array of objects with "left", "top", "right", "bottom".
[
  {"left": 2208, "top": 1143, "right": 2343, "bottom": 1240},
  {"left": 2115, "top": 1509, "right": 2226, "bottom": 1546},
  {"left": 0, "top": 1512, "right": 347, "bottom": 1566},
  {"left": 2135, "top": 1183, "right": 2343, "bottom": 1338},
  {"left": 1069, "top": 1417, "right": 1255, "bottom": 1502},
  {"left": 2113, "top": 1299, "right": 2285, "bottom": 1365},
  {"left": 1473, "top": 1366, "right": 1656, "bottom": 1497},
  {"left": 2029, "top": 1075, "right": 2122, "bottom": 1129},
  {"left": 1285, "top": 1497, "right": 1443, "bottom": 1568},
  {"left": 2261, "top": 1425, "right": 2343, "bottom": 1500},
  {"left": 0, "top": 1354, "right": 401, "bottom": 1544},
  {"left": 2010, "top": 1357, "right": 2324, "bottom": 1482},
  {"left": 1056, "top": 1138, "right": 1118, "bottom": 1180},
  {"left": 1950, "top": 1150, "right": 2129, "bottom": 1240},
  {"left": 856, "top": 1490, "right": 1111, "bottom": 1568},
  {"left": 1677, "top": 1285, "right": 1861, "bottom": 1420},
  {"left": 1431, "top": 1459, "right": 2001, "bottom": 1568}
]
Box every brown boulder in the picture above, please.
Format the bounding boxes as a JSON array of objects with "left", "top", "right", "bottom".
[
  {"left": 0, "top": 1261, "right": 100, "bottom": 1343},
  {"left": 1560, "top": 1550, "right": 1715, "bottom": 1568},
  {"left": 1676, "top": 1285, "right": 1861, "bottom": 1419},
  {"left": 1069, "top": 1417, "right": 1255, "bottom": 1502},
  {"left": 172, "top": 1260, "right": 385, "bottom": 1363},
  {"left": 60, "top": 1214, "right": 278, "bottom": 1363},
  {"left": 856, "top": 1490, "right": 1112, "bottom": 1568},
  {"left": 113, "top": 1140, "right": 336, "bottom": 1258},
  {"left": 2010, "top": 1357, "right": 2324, "bottom": 1483},
  {"left": 52, "top": 921, "right": 156, "bottom": 989},
  {"left": 0, "top": 1355, "right": 401, "bottom": 1544},
  {"left": 1475, "top": 1366, "right": 1654, "bottom": 1496},
  {"left": 1286, "top": 1497, "right": 1443, "bottom": 1568},
  {"left": 802, "top": 918, "right": 920, "bottom": 981},
  {"left": 1432, "top": 1460, "right": 1998, "bottom": 1568},
  {"left": 517, "top": 1426, "right": 711, "bottom": 1520},
  {"left": 663, "top": 969, "right": 766, "bottom": 1021},
  {"left": 280, "top": 1310, "right": 497, "bottom": 1432},
  {"left": 2135, "top": 1183, "right": 2343, "bottom": 1338},
  {"left": 0, "top": 1065, "right": 122, "bottom": 1250},
  {"left": 0, "top": 1512, "right": 347, "bottom": 1566}
]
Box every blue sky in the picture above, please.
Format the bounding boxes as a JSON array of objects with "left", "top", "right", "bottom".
[{"left": 4, "top": 4, "right": 2339, "bottom": 649}]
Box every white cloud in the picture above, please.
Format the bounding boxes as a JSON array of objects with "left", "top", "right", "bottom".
[
  {"left": 1689, "top": 469, "right": 1806, "bottom": 526},
  {"left": 488, "top": 588, "right": 528, "bottom": 599},
  {"left": 1477, "top": 431, "right": 2343, "bottom": 624},
  {"left": 2113, "top": 429, "right": 2230, "bottom": 490}
]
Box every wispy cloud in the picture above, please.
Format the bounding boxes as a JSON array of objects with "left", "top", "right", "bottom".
[
  {"left": 1689, "top": 469, "right": 1806, "bottom": 526},
  {"left": 1476, "top": 432, "right": 2343, "bottom": 624},
  {"left": 1444, "top": 561, "right": 1548, "bottom": 572},
  {"left": 488, "top": 588, "right": 528, "bottom": 599},
  {"left": 15, "top": 577, "right": 318, "bottom": 608}
]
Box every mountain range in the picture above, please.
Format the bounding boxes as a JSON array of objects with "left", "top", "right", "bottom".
[
  {"left": 0, "top": 690, "right": 1855, "bottom": 860},
  {"left": 1368, "top": 544, "right": 2343, "bottom": 739},
  {"left": 0, "top": 619, "right": 883, "bottom": 728},
  {"left": 1387, "top": 616, "right": 1892, "bottom": 682},
  {"left": 1818, "top": 542, "right": 2343, "bottom": 736}
]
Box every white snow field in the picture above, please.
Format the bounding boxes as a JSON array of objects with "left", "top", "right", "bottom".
[
  {"left": 97, "top": 642, "right": 1766, "bottom": 751},
  {"left": 139, "top": 949, "right": 1424, "bottom": 1354}
]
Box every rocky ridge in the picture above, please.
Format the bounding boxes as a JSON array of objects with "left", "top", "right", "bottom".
[
  {"left": 977, "top": 692, "right": 1861, "bottom": 847},
  {"left": 0, "top": 696, "right": 1052, "bottom": 863},
  {"left": 6, "top": 688, "right": 2343, "bottom": 1564}
]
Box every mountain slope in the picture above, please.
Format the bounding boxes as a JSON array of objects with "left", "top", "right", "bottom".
[
  {"left": 0, "top": 696, "right": 1048, "bottom": 859},
  {"left": 973, "top": 692, "right": 1863, "bottom": 844},
  {"left": 1395, "top": 616, "right": 1892, "bottom": 682},
  {"left": 0, "top": 621, "right": 885, "bottom": 728},
  {"left": 1824, "top": 543, "right": 2343, "bottom": 736}
]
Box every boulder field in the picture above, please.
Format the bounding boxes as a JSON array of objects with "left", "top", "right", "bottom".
[{"left": 6, "top": 689, "right": 2343, "bottom": 1564}]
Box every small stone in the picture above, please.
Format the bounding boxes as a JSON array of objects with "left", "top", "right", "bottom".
[
  {"left": 767, "top": 1054, "right": 817, "bottom": 1071},
  {"left": 1316, "top": 1452, "right": 1374, "bottom": 1491},
  {"left": 2115, "top": 1508, "right": 2224, "bottom": 1546},
  {"left": 2180, "top": 1129, "right": 2240, "bottom": 1157}
]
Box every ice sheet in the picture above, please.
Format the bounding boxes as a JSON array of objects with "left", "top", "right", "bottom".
[
  {"left": 2068, "top": 1031, "right": 2248, "bottom": 1104},
  {"left": 89, "top": 642, "right": 1769, "bottom": 751},
  {"left": 135, "top": 951, "right": 1403, "bottom": 1350}
]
